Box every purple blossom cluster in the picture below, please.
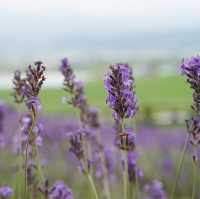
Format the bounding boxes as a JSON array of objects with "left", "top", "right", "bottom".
[
  {"left": 13, "top": 61, "right": 45, "bottom": 113},
  {"left": 49, "top": 181, "right": 73, "bottom": 199},
  {"left": 144, "top": 180, "right": 167, "bottom": 199},
  {"left": 104, "top": 63, "right": 138, "bottom": 121},
  {"left": 0, "top": 186, "right": 13, "bottom": 199}
]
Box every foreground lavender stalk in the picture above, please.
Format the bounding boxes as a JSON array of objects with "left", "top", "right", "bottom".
[
  {"left": 104, "top": 63, "right": 138, "bottom": 199},
  {"left": 171, "top": 56, "right": 200, "bottom": 199},
  {"left": 60, "top": 58, "right": 99, "bottom": 199},
  {"left": 13, "top": 61, "right": 46, "bottom": 198}
]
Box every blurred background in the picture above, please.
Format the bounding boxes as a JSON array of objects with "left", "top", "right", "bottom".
[{"left": 0, "top": 0, "right": 199, "bottom": 124}]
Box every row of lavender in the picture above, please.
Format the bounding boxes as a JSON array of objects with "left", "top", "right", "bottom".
[{"left": 0, "top": 56, "right": 199, "bottom": 199}]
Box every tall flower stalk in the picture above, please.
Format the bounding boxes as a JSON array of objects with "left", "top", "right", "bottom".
[
  {"left": 12, "top": 61, "right": 46, "bottom": 198},
  {"left": 171, "top": 56, "right": 200, "bottom": 199},
  {"left": 104, "top": 63, "right": 138, "bottom": 199},
  {"left": 60, "top": 58, "right": 100, "bottom": 199}
]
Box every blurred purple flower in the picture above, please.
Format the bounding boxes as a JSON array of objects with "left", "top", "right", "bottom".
[
  {"left": 26, "top": 97, "right": 42, "bottom": 114},
  {"left": 60, "top": 58, "right": 70, "bottom": 75},
  {"left": 144, "top": 180, "right": 166, "bottom": 199},
  {"left": 0, "top": 186, "right": 13, "bottom": 199},
  {"left": 49, "top": 181, "right": 73, "bottom": 199},
  {"left": 60, "top": 58, "right": 88, "bottom": 123},
  {"left": 67, "top": 130, "right": 84, "bottom": 160},
  {"left": 127, "top": 152, "right": 143, "bottom": 183}
]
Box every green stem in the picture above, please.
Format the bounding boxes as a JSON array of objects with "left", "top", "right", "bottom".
[
  {"left": 86, "top": 172, "right": 99, "bottom": 199},
  {"left": 170, "top": 134, "right": 189, "bottom": 199}
]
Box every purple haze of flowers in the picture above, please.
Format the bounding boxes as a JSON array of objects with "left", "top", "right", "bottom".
[
  {"left": 144, "top": 180, "right": 167, "bottom": 199},
  {"left": 104, "top": 63, "right": 138, "bottom": 121},
  {"left": 0, "top": 186, "right": 13, "bottom": 199},
  {"left": 49, "top": 181, "right": 73, "bottom": 199}
]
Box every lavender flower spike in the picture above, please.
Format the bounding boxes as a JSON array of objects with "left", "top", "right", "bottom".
[
  {"left": 104, "top": 63, "right": 138, "bottom": 122},
  {"left": 181, "top": 55, "right": 200, "bottom": 161},
  {"left": 181, "top": 55, "right": 200, "bottom": 113}
]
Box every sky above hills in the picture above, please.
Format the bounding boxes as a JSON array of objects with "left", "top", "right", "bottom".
[{"left": 0, "top": 0, "right": 200, "bottom": 66}]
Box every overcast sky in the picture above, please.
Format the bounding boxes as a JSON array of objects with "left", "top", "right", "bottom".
[
  {"left": 0, "top": 0, "right": 200, "bottom": 65},
  {"left": 1, "top": 0, "right": 200, "bottom": 32}
]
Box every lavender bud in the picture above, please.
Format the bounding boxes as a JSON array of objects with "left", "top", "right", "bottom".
[{"left": 68, "top": 130, "right": 84, "bottom": 160}]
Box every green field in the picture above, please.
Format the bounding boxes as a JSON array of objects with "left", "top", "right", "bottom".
[{"left": 0, "top": 75, "right": 192, "bottom": 116}]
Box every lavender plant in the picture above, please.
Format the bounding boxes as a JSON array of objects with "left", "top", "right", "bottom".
[
  {"left": 12, "top": 61, "right": 46, "bottom": 198},
  {"left": 171, "top": 55, "right": 200, "bottom": 199},
  {"left": 104, "top": 63, "right": 139, "bottom": 199},
  {"left": 60, "top": 58, "right": 100, "bottom": 199}
]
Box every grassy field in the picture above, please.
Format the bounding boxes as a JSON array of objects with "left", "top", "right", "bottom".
[{"left": 0, "top": 75, "right": 192, "bottom": 116}]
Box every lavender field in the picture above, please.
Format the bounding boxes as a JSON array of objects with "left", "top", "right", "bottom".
[{"left": 0, "top": 57, "right": 200, "bottom": 199}]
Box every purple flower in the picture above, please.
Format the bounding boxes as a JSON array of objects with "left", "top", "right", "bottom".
[
  {"left": 0, "top": 186, "right": 13, "bottom": 198},
  {"left": 181, "top": 56, "right": 200, "bottom": 113},
  {"left": 49, "top": 181, "right": 73, "bottom": 199},
  {"left": 60, "top": 58, "right": 87, "bottom": 120},
  {"left": 104, "top": 63, "right": 138, "bottom": 121},
  {"left": 26, "top": 97, "right": 42, "bottom": 114},
  {"left": 144, "top": 180, "right": 166, "bottom": 199},
  {"left": 60, "top": 58, "right": 70, "bottom": 75},
  {"left": 181, "top": 56, "right": 200, "bottom": 159},
  {"left": 12, "top": 70, "right": 26, "bottom": 103},
  {"left": 186, "top": 116, "right": 200, "bottom": 147},
  {"left": 67, "top": 130, "right": 84, "bottom": 160}
]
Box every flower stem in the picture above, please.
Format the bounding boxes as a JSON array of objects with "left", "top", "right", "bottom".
[
  {"left": 170, "top": 134, "right": 189, "bottom": 199},
  {"left": 86, "top": 172, "right": 99, "bottom": 199}
]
